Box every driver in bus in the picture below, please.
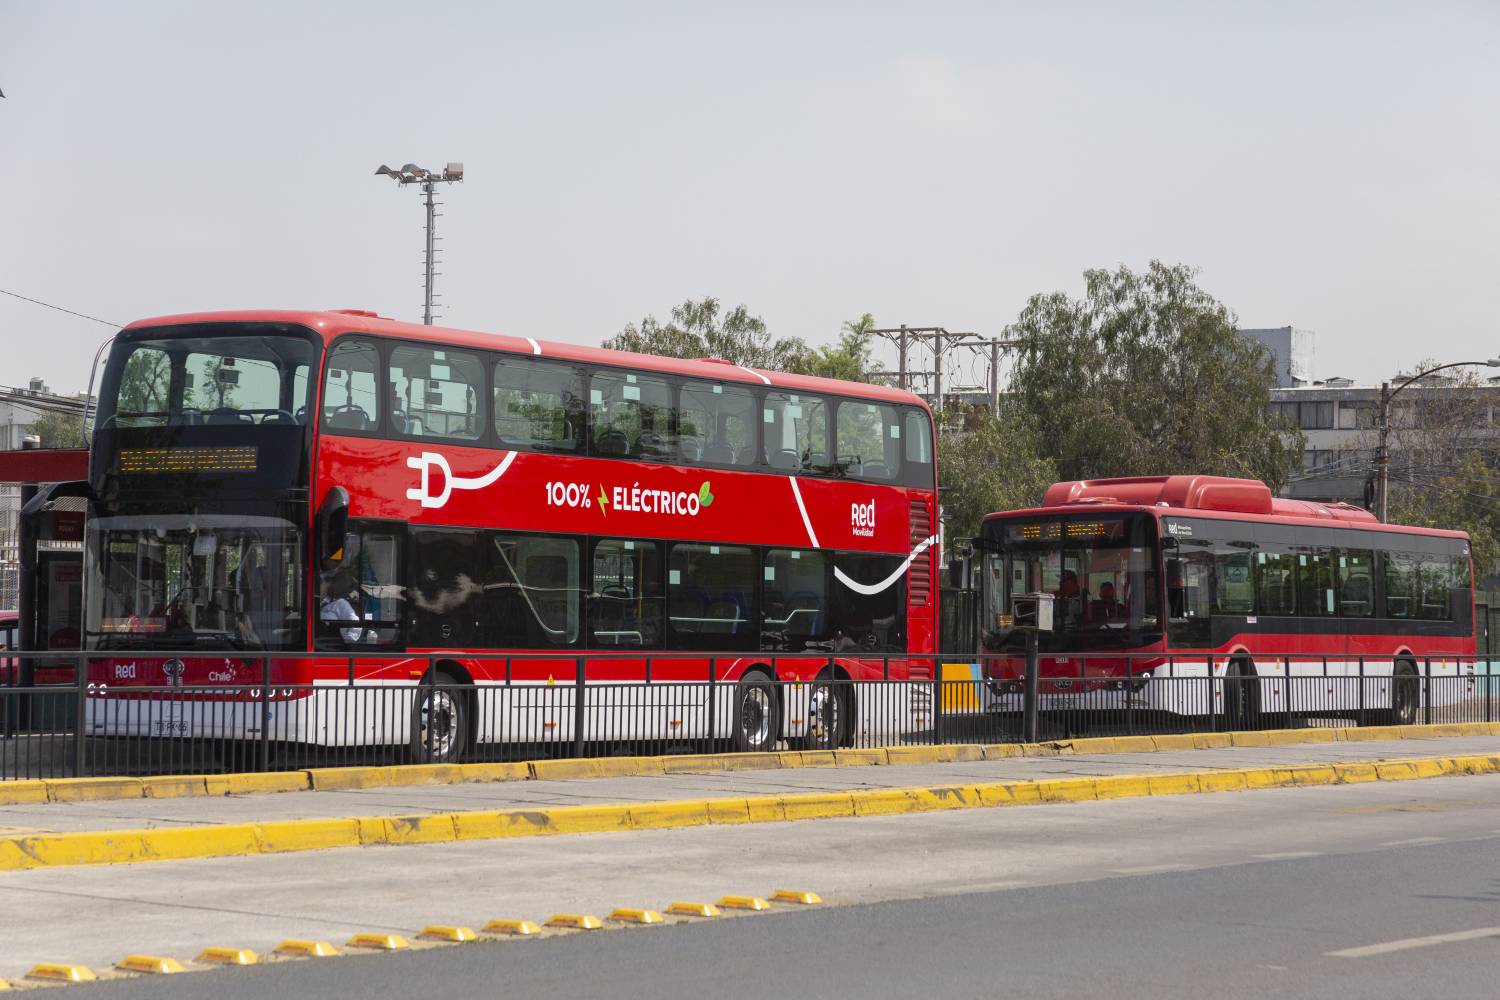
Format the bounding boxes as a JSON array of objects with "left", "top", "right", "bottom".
[
  {"left": 319, "top": 573, "right": 364, "bottom": 643},
  {"left": 1054, "top": 569, "right": 1087, "bottom": 626},
  {"left": 1091, "top": 580, "right": 1124, "bottom": 622}
]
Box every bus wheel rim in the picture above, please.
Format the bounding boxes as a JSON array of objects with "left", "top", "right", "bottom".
[
  {"left": 421, "top": 690, "right": 457, "bottom": 755},
  {"left": 742, "top": 687, "right": 771, "bottom": 745}
]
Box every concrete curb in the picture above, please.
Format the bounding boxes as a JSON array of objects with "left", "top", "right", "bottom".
[
  {"left": 3, "top": 721, "right": 1498, "bottom": 807},
  {"left": 3, "top": 751, "right": 1499, "bottom": 872}
]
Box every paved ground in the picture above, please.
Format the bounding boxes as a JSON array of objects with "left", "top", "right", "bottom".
[
  {"left": 5, "top": 762, "right": 1500, "bottom": 987},
  {"left": 4, "top": 734, "right": 1499, "bottom": 835}
]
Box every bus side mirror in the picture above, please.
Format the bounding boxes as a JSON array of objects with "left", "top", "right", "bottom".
[{"left": 317, "top": 486, "right": 350, "bottom": 570}]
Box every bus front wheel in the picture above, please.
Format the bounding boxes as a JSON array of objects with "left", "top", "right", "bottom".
[
  {"left": 412, "top": 670, "right": 471, "bottom": 763},
  {"left": 733, "top": 672, "right": 779, "bottom": 753}
]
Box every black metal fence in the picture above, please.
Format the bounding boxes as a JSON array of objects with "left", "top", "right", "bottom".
[{"left": 2, "top": 650, "right": 1496, "bottom": 780}]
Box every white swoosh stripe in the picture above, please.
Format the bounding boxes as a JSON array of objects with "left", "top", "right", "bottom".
[
  {"left": 526, "top": 337, "right": 542, "bottom": 356},
  {"left": 734, "top": 364, "right": 771, "bottom": 385},
  {"left": 788, "top": 477, "right": 819, "bottom": 548},
  {"left": 452, "top": 450, "right": 517, "bottom": 491},
  {"left": 834, "top": 534, "right": 938, "bottom": 596}
]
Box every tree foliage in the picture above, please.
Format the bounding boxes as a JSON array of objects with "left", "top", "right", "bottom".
[
  {"left": 937, "top": 406, "right": 1057, "bottom": 545},
  {"left": 785, "top": 313, "right": 875, "bottom": 383},
  {"left": 1388, "top": 451, "right": 1500, "bottom": 582},
  {"left": 604, "top": 297, "right": 812, "bottom": 373},
  {"left": 29, "top": 409, "right": 88, "bottom": 448},
  {"left": 604, "top": 298, "right": 873, "bottom": 383},
  {"left": 1007, "top": 261, "right": 1301, "bottom": 490}
]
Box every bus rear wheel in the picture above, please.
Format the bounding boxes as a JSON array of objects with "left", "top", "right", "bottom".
[
  {"left": 411, "top": 670, "right": 471, "bottom": 763},
  {"left": 1390, "top": 661, "right": 1420, "bottom": 726},
  {"left": 795, "top": 677, "right": 850, "bottom": 751},
  {"left": 732, "top": 672, "right": 779, "bottom": 753},
  {"left": 1223, "top": 660, "right": 1261, "bottom": 731}
]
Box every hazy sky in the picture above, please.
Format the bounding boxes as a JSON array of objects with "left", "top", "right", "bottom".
[{"left": 3, "top": 2, "right": 1497, "bottom": 394}]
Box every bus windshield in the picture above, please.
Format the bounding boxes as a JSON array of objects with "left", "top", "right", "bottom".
[
  {"left": 95, "top": 329, "right": 317, "bottom": 430},
  {"left": 85, "top": 511, "right": 304, "bottom": 651},
  {"left": 982, "top": 513, "right": 1161, "bottom": 652}
]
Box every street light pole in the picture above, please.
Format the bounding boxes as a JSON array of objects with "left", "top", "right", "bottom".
[
  {"left": 1374, "top": 358, "right": 1500, "bottom": 522},
  {"left": 375, "top": 162, "right": 464, "bottom": 325}
]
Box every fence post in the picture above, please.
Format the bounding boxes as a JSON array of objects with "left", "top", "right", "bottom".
[
  {"left": 1283, "top": 656, "right": 1292, "bottom": 723},
  {"left": 1022, "top": 631, "right": 1039, "bottom": 744},
  {"left": 1423, "top": 658, "right": 1432, "bottom": 726},
  {"left": 73, "top": 652, "right": 87, "bottom": 778},
  {"left": 1487, "top": 656, "right": 1493, "bottom": 725},
  {"left": 707, "top": 657, "right": 717, "bottom": 745},
  {"left": 931, "top": 664, "right": 943, "bottom": 746},
  {"left": 1358, "top": 657, "right": 1366, "bottom": 728},
  {"left": 259, "top": 656, "right": 271, "bottom": 772},
  {"left": 573, "top": 656, "right": 586, "bottom": 758},
  {"left": 1207, "top": 655, "right": 1217, "bottom": 733}
]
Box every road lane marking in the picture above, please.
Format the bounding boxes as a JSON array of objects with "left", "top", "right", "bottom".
[
  {"left": 1254, "top": 851, "right": 1322, "bottom": 860},
  {"left": 1379, "top": 836, "right": 1444, "bottom": 846},
  {"left": 1110, "top": 864, "right": 1191, "bottom": 875},
  {"left": 1328, "top": 927, "right": 1500, "bottom": 958}
]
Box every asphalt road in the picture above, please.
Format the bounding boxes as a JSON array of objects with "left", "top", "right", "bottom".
[
  {"left": 84, "top": 836, "right": 1500, "bottom": 1000},
  {"left": 41, "top": 772, "right": 1500, "bottom": 1000}
]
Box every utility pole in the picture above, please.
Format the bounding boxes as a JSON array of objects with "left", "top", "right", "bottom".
[
  {"left": 375, "top": 162, "right": 464, "bottom": 324},
  {"left": 868, "top": 326, "right": 986, "bottom": 420}
]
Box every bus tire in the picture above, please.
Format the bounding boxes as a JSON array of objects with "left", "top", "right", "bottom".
[
  {"left": 732, "top": 671, "right": 779, "bottom": 753},
  {"left": 795, "top": 675, "right": 851, "bottom": 751},
  {"left": 1390, "top": 660, "right": 1420, "bottom": 726},
  {"left": 411, "top": 669, "right": 471, "bottom": 763},
  {"left": 1223, "top": 659, "right": 1261, "bottom": 731}
]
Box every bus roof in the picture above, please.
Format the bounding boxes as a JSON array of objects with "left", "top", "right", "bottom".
[
  {"left": 984, "top": 475, "right": 1469, "bottom": 540},
  {"left": 120, "top": 308, "right": 930, "bottom": 409}
]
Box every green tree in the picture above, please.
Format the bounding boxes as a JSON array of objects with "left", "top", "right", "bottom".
[
  {"left": 1007, "top": 261, "right": 1301, "bottom": 490},
  {"left": 29, "top": 409, "right": 88, "bottom": 448},
  {"left": 1388, "top": 453, "right": 1500, "bottom": 581},
  {"left": 937, "top": 406, "right": 1058, "bottom": 545},
  {"left": 785, "top": 313, "right": 875, "bottom": 383},
  {"left": 605, "top": 297, "right": 810, "bottom": 372}
]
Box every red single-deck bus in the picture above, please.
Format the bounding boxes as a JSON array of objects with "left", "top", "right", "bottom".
[
  {"left": 978, "top": 476, "right": 1477, "bottom": 726},
  {"left": 78, "top": 310, "right": 939, "bottom": 758}
]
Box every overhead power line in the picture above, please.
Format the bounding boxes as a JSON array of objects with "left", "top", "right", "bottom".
[{"left": 0, "top": 287, "right": 119, "bottom": 329}]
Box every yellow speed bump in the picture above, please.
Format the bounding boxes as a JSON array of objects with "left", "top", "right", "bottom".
[
  {"left": 418, "top": 925, "right": 477, "bottom": 943},
  {"left": 545, "top": 913, "right": 603, "bottom": 930},
  {"left": 347, "top": 933, "right": 410, "bottom": 951},
  {"left": 607, "top": 908, "right": 666, "bottom": 925},
  {"left": 718, "top": 895, "right": 771, "bottom": 911},
  {"left": 666, "top": 901, "right": 721, "bottom": 918},
  {"left": 275, "top": 940, "right": 339, "bottom": 958},
  {"left": 197, "top": 947, "right": 259, "bottom": 966},
  {"left": 26, "top": 964, "right": 96, "bottom": 983},
  {"left": 117, "top": 954, "right": 185, "bottom": 975},
  {"left": 771, "top": 889, "right": 823, "bottom": 905},
  {"left": 482, "top": 919, "right": 542, "bottom": 936}
]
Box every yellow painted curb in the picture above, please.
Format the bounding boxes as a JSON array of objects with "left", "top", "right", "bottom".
[
  {"left": 0, "top": 781, "right": 48, "bottom": 806},
  {"left": 7, "top": 722, "right": 1498, "bottom": 813},
  {"left": 5, "top": 752, "right": 1500, "bottom": 871}
]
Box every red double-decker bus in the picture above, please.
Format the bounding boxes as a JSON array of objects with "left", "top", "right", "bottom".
[
  {"left": 79, "top": 309, "right": 939, "bottom": 758},
  {"left": 978, "top": 476, "right": 1477, "bottom": 726}
]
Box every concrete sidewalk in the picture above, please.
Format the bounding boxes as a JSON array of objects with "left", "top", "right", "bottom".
[{"left": 2, "top": 734, "right": 1498, "bottom": 838}]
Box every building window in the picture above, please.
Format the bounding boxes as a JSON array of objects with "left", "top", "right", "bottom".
[{"left": 1298, "top": 401, "right": 1334, "bottom": 430}]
